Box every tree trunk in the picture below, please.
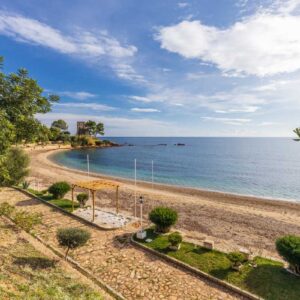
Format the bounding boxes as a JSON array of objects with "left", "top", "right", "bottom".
[
  {"left": 295, "top": 264, "right": 300, "bottom": 275},
  {"left": 65, "top": 246, "right": 70, "bottom": 259}
]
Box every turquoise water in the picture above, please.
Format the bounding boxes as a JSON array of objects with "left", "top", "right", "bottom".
[{"left": 50, "top": 137, "right": 300, "bottom": 201}]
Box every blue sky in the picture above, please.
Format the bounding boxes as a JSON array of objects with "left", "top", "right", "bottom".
[{"left": 1, "top": 0, "right": 300, "bottom": 136}]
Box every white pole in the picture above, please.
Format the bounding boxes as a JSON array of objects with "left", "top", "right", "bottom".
[
  {"left": 87, "top": 154, "right": 90, "bottom": 199},
  {"left": 151, "top": 160, "right": 154, "bottom": 189},
  {"left": 87, "top": 154, "right": 90, "bottom": 177},
  {"left": 134, "top": 159, "right": 137, "bottom": 218},
  {"left": 140, "top": 199, "right": 143, "bottom": 232}
]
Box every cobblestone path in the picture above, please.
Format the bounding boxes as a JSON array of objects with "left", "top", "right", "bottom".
[{"left": 1, "top": 188, "right": 243, "bottom": 300}]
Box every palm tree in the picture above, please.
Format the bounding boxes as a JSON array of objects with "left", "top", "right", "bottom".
[{"left": 293, "top": 128, "right": 300, "bottom": 141}]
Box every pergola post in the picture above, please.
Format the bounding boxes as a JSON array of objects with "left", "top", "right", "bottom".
[
  {"left": 71, "top": 186, "right": 74, "bottom": 212},
  {"left": 116, "top": 186, "right": 119, "bottom": 214},
  {"left": 92, "top": 190, "right": 95, "bottom": 222}
]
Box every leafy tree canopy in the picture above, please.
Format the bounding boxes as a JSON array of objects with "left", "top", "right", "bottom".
[
  {"left": 294, "top": 128, "right": 300, "bottom": 139},
  {"left": 85, "top": 120, "right": 104, "bottom": 137},
  {"left": 0, "top": 58, "right": 59, "bottom": 143},
  {"left": 51, "top": 119, "right": 68, "bottom": 131}
]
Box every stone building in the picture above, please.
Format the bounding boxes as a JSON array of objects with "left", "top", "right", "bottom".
[{"left": 76, "top": 121, "right": 89, "bottom": 135}]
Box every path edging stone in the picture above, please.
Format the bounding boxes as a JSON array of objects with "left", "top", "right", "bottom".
[{"left": 131, "top": 236, "right": 263, "bottom": 300}]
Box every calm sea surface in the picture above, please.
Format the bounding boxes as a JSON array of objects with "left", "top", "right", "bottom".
[{"left": 50, "top": 137, "right": 300, "bottom": 201}]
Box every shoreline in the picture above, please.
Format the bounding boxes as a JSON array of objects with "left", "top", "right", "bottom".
[
  {"left": 27, "top": 146, "right": 300, "bottom": 258},
  {"left": 47, "top": 147, "right": 300, "bottom": 209}
]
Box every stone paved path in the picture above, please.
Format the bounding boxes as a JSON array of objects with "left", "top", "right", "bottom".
[{"left": 1, "top": 188, "right": 243, "bottom": 300}]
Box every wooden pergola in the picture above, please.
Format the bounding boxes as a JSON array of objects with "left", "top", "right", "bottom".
[{"left": 71, "top": 180, "right": 120, "bottom": 222}]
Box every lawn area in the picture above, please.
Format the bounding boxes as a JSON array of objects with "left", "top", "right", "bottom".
[
  {"left": 136, "top": 229, "right": 300, "bottom": 300},
  {"left": 27, "top": 188, "right": 79, "bottom": 212},
  {"left": 0, "top": 218, "right": 102, "bottom": 300}
]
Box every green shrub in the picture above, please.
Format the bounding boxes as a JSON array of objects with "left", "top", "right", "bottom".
[
  {"left": 57, "top": 227, "right": 91, "bottom": 258},
  {"left": 276, "top": 235, "right": 300, "bottom": 274},
  {"left": 48, "top": 181, "right": 71, "bottom": 199},
  {"left": 227, "top": 252, "right": 247, "bottom": 267},
  {"left": 0, "top": 202, "right": 15, "bottom": 217},
  {"left": 168, "top": 232, "right": 182, "bottom": 246},
  {"left": 149, "top": 207, "right": 178, "bottom": 233},
  {"left": 95, "top": 140, "right": 102, "bottom": 146},
  {"left": 0, "top": 148, "right": 30, "bottom": 186},
  {"left": 13, "top": 211, "right": 42, "bottom": 232},
  {"left": 22, "top": 181, "right": 30, "bottom": 189},
  {"left": 76, "top": 193, "right": 88, "bottom": 208}
]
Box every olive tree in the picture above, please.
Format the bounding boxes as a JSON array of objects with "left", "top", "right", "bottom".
[
  {"left": 276, "top": 235, "right": 300, "bottom": 275},
  {"left": 57, "top": 227, "right": 91, "bottom": 258}
]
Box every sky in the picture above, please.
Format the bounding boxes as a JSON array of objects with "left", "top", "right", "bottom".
[{"left": 1, "top": 0, "right": 300, "bottom": 137}]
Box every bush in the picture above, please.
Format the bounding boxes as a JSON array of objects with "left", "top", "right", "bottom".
[
  {"left": 276, "top": 235, "right": 300, "bottom": 274},
  {"left": 86, "top": 136, "right": 95, "bottom": 146},
  {"left": 22, "top": 181, "right": 30, "bottom": 189},
  {"left": 168, "top": 232, "right": 182, "bottom": 246},
  {"left": 227, "top": 252, "right": 247, "bottom": 267},
  {"left": 76, "top": 193, "right": 88, "bottom": 208},
  {"left": 0, "top": 148, "right": 29, "bottom": 186},
  {"left": 0, "top": 202, "right": 15, "bottom": 217},
  {"left": 57, "top": 227, "right": 91, "bottom": 258},
  {"left": 95, "top": 140, "right": 102, "bottom": 146},
  {"left": 149, "top": 207, "right": 178, "bottom": 233},
  {"left": 48, "top": 181, "right": 71, "bottom": 199},
  {"left": 13, "top": 211, "right": 42, "bottom": 232}
]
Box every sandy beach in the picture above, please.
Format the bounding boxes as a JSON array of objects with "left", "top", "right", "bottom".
[{"left": 27, "top": 145, "right": 300, "bottom": 259}]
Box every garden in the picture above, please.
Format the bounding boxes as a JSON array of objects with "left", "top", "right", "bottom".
[
  {"left": 135, "top": 206, "right": 300, "bottom": 300},
  {"left": 24, "top": 181, "right": 79, "bottom": 212}
]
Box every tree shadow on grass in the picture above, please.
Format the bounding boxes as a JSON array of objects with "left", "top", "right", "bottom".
[
  {"left": 13, "top": 256, "right": 58, "bottom": 269},
  {"left": 244, "top": 264, "right": 300, "bottom": 300}
]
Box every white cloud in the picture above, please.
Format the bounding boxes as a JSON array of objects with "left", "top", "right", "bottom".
[
  {"left": 202, "top": 117, "right": 251, "bottom": 126},
  {"left": 140, "top": 87, "right": 266, "bottom": 114},
  {"left": 215, "top": 106, "right": 259, "bottom": 114},
  {"left": 0, "top": 11, "right": 143, "bottom": 83},
  {"left": 156, "top": 4, "right": 300, "bottom": 77},
  {"left": 129, "top": 95, "right": 154, "bottom": 103},
  {"left": 131, "top": 108, "right": 160, "bottom": 112},
  {"left": 58, "top": 91, "right": 96, "bottom": 100},
  {"left": 54, "top": 102, "right": 115, "bottom": 111},
  {"left": 178, "top": 2, "right": 189, "bottom": 8}
]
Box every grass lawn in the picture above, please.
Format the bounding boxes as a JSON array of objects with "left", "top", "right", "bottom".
[
  {"left": 27, "top": 189, "right": 79, "bottom": 212},
  {"left": 0, "top": 219, "right": 102, "bottom": 300},
  {"left": 136, "top": 229, "right": 300, "bottom": 300}
]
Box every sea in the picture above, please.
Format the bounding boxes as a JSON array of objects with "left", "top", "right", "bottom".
[{"left": 50, "top": 137, "right": 300, "bottom": 202}]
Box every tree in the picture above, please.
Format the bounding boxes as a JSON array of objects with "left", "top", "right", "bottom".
[
  {"left": 15, "top": 118, "right": 42, "bottom": 144},
  {"left": 84, "top": 120, "right": 104, "bottom": 137},
  {"left": 294, "top": 128, "right": 300, "bottom": 140},
  {"left": 0, "top": 110, "right": 15, "bottom": 154},
  {"left": 96, "top": 122, "right": 104, "bottom": 136},
  {"left": 149, "top": 207, "right": 178, "bottom": 233},
  {"left": 77, "top": 193, "right": 89, "bottom": 208},
  {"left": 48, "top": 182, "right": 71, "bottom": 199},
  {"left": 0, "top": 63, "right": 59, "bottom": 144},
  {"left": 85, "top": 120, "right": 97, "bottom": 136},
  {"left": 36, "top": 124, "right": 51, "bottom": 144},
  {"left": 0, "top": 148, "right": 30, "bottom": 186},
  {"left": 56, "top": 227, "right": 91, "bottom": 258},
  {"left": 276, "top": 235, "right": 300, "bottom": 275},
  {"left": 51, "top": 119, "right": 68, "bottom": 131}
]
